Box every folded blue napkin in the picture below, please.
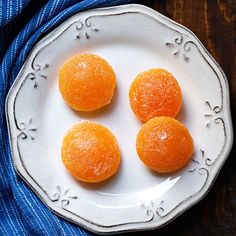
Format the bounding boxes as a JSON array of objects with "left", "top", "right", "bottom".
[{"left": 0, "top": 1, "right": 129, "bottom": 235}]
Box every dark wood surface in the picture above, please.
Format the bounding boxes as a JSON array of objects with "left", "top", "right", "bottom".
[{"left": 127, "top": 1, "right": 236, "bottom": 235}]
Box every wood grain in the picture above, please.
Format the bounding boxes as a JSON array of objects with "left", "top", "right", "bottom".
[{"left": 127, "top": 1, "right": 236, "bottom": 235}]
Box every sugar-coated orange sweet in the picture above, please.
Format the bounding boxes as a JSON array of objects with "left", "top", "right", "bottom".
[
  {"left": 61, "top": 121, "right": 121, "bottom": 183},
  {"left": 129, "top": 69, "right": 182, "bottom": 122},
  {"left": 136, "top": 117, "right": 193, "bottom": 173},
  {"left": 59, "top": 53, "right": 116, "bottom": 112}
]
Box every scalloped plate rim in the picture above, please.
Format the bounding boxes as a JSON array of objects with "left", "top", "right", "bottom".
[{"left": 5, "top": 4, "right": 234, "bottom": 234}]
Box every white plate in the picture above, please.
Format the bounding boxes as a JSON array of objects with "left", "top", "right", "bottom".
[{"left": 6, "top": 4, "right": 233, "bottom": 234}]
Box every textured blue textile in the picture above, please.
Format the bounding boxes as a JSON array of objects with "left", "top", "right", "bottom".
[{"left": 0, "top": 1, "right": 129, "bottom": 235}]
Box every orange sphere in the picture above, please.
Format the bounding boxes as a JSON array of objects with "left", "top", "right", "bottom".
[
  {"left": 136, "top": 117, "right": 193, "bottom": 173},
  {"left": 61, "top": 121, "right": 121, "bottom": 183},
  {"left": 59, "top": 53, "right": 116, "bottom": 112},
  {"left": 129, "top": 68, "right": 182, "bottom": 122}
]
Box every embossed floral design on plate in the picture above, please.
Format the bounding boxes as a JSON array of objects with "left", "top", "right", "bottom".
[{"left": 6, "top": 4, "right": 233, "bottom": 234}]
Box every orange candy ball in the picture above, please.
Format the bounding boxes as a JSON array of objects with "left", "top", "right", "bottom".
[
  {"left": 59, "top": 53, "right": 116, "bottom": 112},
  {"left": 61, "top": 121, "right": 121, "bottom": 183},
  {"left": 136, "top": 117, "right": 193, "bottom": 173},
  {"left": 129, "top": 68, "right": 182, "bottom": 122}
]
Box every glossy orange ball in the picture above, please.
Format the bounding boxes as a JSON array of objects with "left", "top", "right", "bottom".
[
  {"left": 136, "top": 116, "right": 194, "bottom": 173},
  {"left": 61, "top": 121, "right": 121, "bottom": 183},
  {"left": 59, "top": 53, "right": 116, "bottom": 112},
  {"left": 129, "top": 68, "right": 182, "bottom": 122}
]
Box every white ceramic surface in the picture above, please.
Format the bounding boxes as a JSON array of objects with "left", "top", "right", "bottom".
[{"left": 6, "top": 4, "right": 233, "bottom": 234}]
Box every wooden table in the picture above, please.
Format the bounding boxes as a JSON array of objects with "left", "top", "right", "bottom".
[{"left": 128, "top": 1, "right": 236, "bottom": 235}]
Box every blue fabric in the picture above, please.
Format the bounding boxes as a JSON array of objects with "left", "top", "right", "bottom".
[{"left": 0, "top": 0, "right": 130, "bottom": 235}]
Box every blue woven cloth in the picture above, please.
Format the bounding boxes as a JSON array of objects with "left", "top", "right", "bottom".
[{"left": 0, "top": 1, "right": 129, "bottom": 235}]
